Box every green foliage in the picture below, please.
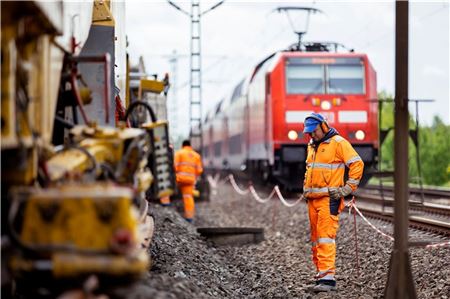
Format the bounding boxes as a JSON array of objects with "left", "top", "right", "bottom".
[
  {"left": 377, "top": 91, "right": 450, "bottom": 186},
  {"left": 416, "top": 116, "right": 450, "bottom": 185},
  {"left": 378, "top": 91, "right": 395, "bottom": 172}
]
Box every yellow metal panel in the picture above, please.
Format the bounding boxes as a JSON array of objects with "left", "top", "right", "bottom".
[
  {"left": 1, "top": 34, "right": 63, "bottom": 150},
  {"left": 139, "top": 79, "right": 165, "bottom": 95},
  {"left": 31, "top": 36, "right": 64, "bottom": 145},
  {"left": 92, "top": 0, "right": 115, "bottom": 26},
  {"left": 20, "top": 184, "right": 138, "bottom": 251},
  {"left": 141, "top": 120, "right": 169, "bottom": 130},
  {"left": 1, "top": 38, "right": 17, "bottom": 149}
]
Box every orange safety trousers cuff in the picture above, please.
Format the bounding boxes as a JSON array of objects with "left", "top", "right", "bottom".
[
  {"left": 160, "top": 196, "right": 171, "bottom": 205},
  {"left": 179, "top": 184, "right": 195, "bottom": 219},
  {"left": 308, "top": 196, "right": 343, "bottom": 277}
]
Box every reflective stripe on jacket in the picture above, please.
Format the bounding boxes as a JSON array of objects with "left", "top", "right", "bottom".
[
  {"left": 304, "top": 135, "right": 364, "bottom": 199},
  {"left": 174, "top": 146, "right": 203, "bottom": 184}
]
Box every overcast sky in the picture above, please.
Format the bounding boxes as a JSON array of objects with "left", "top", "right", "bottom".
[{"left": 125, "top": 0, "right": 449, "bottom": 138}]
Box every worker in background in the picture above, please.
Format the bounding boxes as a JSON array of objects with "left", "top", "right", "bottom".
[
  {"left": 302, "top": 113, "right": 364, "bottom": 293},
  {"left": 174, "top": 140, "right": 203, "bottom": 222},
  {"left": 159, "top": 195, "right": 171, "bottom": 206}
]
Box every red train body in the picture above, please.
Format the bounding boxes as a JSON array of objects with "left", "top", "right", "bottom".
[{"left": 200, "top": 47, "right": 378, "bottom": 189}]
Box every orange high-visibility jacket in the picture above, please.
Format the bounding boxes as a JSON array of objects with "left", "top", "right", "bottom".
[
  {"left": 174, "top": 146, "right": 203, "bottom": 185},
  {"left": 304, "top": 135, "right": 364, "bottom": 199}
]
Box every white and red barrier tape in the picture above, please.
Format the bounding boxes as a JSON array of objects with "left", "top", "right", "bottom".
[
  {"left": 207, "top": 173, "right": 229, "bottom": 188},
  {"left": 228, "top": 174, "right": 250, "bottom": 195},
  {"left": 346, "top": 199, "right": 450, "bottom": 249},
  {"left": 207, "top": 174, "right": 450, "bottom": 249},
  {"left": 347, "top": 199, "right": 394, "bottom": 241},
  {"left": 206, "top": 175, "right": 219, "bottom": 189},
  {"left": 425, "top": 240, "right": 450, "bottom": 249},
  {"left": 209, "top": 174, "right": 304, "bottom": 206},
  {"left": 274, "top": 186, "right": 304, "bottom": 207},
  {"left": 249, "top": 185, "right": 276, "bottom": 203}
]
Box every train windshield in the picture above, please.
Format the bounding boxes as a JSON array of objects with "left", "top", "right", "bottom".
[
  {"left": 285, "top": 57, "right": 365, "bottom": 95},
  {"left": 286, "top": 65, "right": 325, "bottom": 94},
  {"left": 328, "top": 65, "right": 364, "bottom": 94}
]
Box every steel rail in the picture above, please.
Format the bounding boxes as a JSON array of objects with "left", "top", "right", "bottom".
[
  {"left": 363, "top": 184, "right": 450, "bottom": 199},
  {"left": 354, "top": 191, "right": 450, "bottom": 217},
  {"left": 349, "top": 200, "right": 450, "bottom": 237}
]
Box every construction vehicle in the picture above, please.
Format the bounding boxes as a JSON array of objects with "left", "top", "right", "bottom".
[{"left": 1, "top": 1, "right": 174, "bottom": 297}]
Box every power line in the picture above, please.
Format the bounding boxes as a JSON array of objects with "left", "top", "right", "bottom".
[{"left": 356, "top": 4, "right": 447, "bottom": 50}]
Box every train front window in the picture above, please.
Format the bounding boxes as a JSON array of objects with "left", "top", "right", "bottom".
[
  {"left": 328, "top": 65, "right": 364, "bottom": 94},
  {"left": 286, "top": 65, "right": 325, "bottom": 94}
]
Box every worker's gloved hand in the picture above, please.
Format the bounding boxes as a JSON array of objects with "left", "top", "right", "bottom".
[{"left": 329, "top": 184, "right": 352, "bottom": 200}]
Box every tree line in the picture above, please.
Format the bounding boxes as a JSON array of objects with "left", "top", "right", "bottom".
[{"left": 377, "top": 91, "right": 450, "bottom": 187}]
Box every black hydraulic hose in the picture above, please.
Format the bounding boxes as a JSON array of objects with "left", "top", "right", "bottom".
[{"left": 124, "top": 100, "right": 157, "bottom": 125}]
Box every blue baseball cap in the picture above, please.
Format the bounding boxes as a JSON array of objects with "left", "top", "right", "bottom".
[{"left": 303, "top": 113, "right": 325, "bottom": 133}]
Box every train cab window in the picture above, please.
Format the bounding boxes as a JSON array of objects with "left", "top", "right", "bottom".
[
  {"left": 286, "top": 65, "right": 325, "bottom": 94},
  {"left": 328, "top": 65, "right": 365, "bottom": 94}
]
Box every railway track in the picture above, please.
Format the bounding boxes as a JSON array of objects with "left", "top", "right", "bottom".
[
  {"left": 363, "top": 184, "right": 450, "bottom": 201},
  {"left": 220, "top": 176, "right": 450, "bottom": 239},
  {"left": 353, "top": 189, "right": 450, "bottom": 237}
]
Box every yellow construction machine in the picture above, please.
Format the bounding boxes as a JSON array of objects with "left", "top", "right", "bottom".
[{"left": 1, "top": 1, "right": 174, "bottom": 297}]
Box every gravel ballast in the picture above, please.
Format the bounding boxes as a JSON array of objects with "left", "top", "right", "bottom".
[{"left": 124, "top": 182, "right": 449, "bottom": 299}]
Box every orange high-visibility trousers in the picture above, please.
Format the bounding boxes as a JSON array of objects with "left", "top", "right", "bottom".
[
  {"left": 307, "top": 196, "right": 344, "bottom": 280},
  {"left": 179, "top": 183, "right": 195, "bottom": 220},
  {"left": 160, "top": 196, "right": 171, "bottom": 205}
]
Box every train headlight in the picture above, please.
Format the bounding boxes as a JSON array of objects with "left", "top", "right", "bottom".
[
  {"left": 288, "top": 130, "right": 298, "bottom": 141},
  {"left": 311, "top": 97, "right": 321, "bottom": 106},
  {"left": 332, "top": 97, "right": 342, "bottom": 106},
  {"left": 321, "top": 100, "right": 331, "bottom": 110},
  {"left": 355, "top": 130, "right": 365, "bottom": 140}
]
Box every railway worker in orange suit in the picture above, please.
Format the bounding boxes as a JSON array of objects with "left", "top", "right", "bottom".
[
  {"left": 174, "top": 140, "right": 203, "bottom": 222},
  {"left": 302, "top": 113, "right": 364, "bottom": 293}
]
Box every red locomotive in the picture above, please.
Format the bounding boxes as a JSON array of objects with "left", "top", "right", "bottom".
[{"left": 200, "top": 42, "right": 378, "bottom": 189}]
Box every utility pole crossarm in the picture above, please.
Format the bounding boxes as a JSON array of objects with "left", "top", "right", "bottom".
[
  {"left": 200, "top": 0, "right": 225, "bottom": 16},
  {"left": 167, "top": 0, "right": 191, "bottom": 17},
  {"left": 166, "top": 0, "right": 226, "bottom": 154},
  {"left": 274, "top": 6, "right": 323, "bottom": 14}
]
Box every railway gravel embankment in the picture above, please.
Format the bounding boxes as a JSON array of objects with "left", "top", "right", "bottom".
[{"left": 122, "top": 183, "right": 449, "bottom": 299}]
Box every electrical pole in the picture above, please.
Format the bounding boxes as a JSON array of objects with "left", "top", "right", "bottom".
[
  {"left": 384, "top": 1, "right": 417, "bottom": 297},
  {"left": 190, "top": 0, "right": 202, "bottom": 150},
  {"left": 167, "top": 0, "right": 225, "bottom": 153}
]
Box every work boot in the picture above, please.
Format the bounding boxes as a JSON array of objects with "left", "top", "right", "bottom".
[
  {"left": 184, "top": 218, "right": 193, "bottom": 223},
  {"left": 308, "top": 279, "right": 337, "bottom": 293}
]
